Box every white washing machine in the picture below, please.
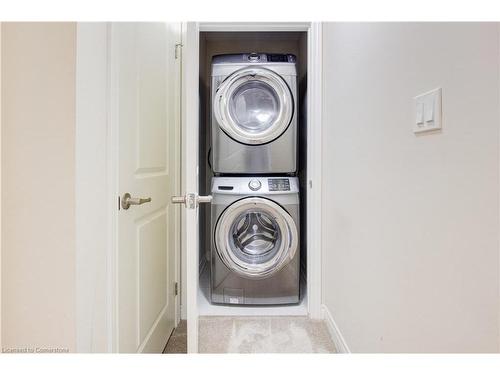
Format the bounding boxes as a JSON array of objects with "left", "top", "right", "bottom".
[
  {"left": 211, "top": 53, "right": 297, "bottom": 175},
  {"left": 210, "top": 176, "right": 300, "bottom": 305}
]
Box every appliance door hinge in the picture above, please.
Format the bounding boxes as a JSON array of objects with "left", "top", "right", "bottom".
[
  {"left": 175, "top": 43, "right": 183, "bottom": 59},
  {"left": 174, "top": 282, "right": 179, "bottom": 296}
]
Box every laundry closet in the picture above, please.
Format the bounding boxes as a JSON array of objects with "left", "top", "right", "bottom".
[{"left": 197, "top": 31, "right": 309, "bottom": 315}]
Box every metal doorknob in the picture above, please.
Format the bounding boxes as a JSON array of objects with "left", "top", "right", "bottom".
[
  {"left": 121, "top": 193, "right": 152, "bottom": 210},
  {"left": 198, "top": 195, "right": 213, "bottom": 203},
  {"left": 171, "top": 193, "right": 212, "bottom": 209},
  {"left": 171, "top": 196, "right": 187, "bottom": 204}
]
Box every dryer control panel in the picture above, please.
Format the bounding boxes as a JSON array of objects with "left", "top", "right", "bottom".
[
  {"left": 212, "top": 53, "right": 296, "bottom": 65},
  {"left": 266, "top": 54, "right": 295, "bottom": 63}
]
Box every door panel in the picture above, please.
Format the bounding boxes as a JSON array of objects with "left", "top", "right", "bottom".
[
  {"left": 136, "top": 25, "right": 168, "bottom": 172},
  {"left": 113, "top": 22, "right": 181, "bottom": 353},
  {"left": 138, "top": 211, "right": 168, "bottom": 343}
]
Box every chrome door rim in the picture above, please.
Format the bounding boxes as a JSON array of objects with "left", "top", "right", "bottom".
[
  {"left": 214, "top": 67, "right": 293, "bottom": 145},
  {"left": 215, "top": 197, "right": 298, "bottom": 279}
]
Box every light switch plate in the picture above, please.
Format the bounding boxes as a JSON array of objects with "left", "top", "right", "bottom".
[{"left": 413, "top": 88, "right": 442, "bottom": 134}]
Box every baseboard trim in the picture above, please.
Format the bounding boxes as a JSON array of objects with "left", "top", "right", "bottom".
[{"left": 321, "top": 304, "right": 351, "bottom": 353}]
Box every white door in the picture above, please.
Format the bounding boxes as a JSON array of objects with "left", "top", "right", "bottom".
[
  {"left": 112, "top": 22, "right": 182, "bottom": 353},
  {"left": 179, "top": 22, "right": 202, "bottom": 353}
]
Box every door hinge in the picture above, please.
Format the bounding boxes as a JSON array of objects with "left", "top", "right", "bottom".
[
  {"left": 174, "top": 282, "right": 179, "bottom": 296},
  {"left": 174, "top": 43, "right": 183, "bottom": 59}
]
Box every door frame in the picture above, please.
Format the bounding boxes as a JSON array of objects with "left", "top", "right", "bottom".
[
  {"left": 0, "top": 22, "right": 3, "bottom": 351},
  {"left": 75, "top": 22, "right": 182, "bottom": 353},
  {"left": 183, "top": 22, "right": 323, "bottom": 353}
]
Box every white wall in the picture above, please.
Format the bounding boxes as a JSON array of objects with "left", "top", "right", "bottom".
[
  {"left": 1, "top": 23, "right": 77, "bottom": 352},
  {"left": 322, "top": 23, "right": 500, "bottom": 352}
]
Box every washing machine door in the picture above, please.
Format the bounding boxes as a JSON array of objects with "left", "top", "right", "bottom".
[
  {"left": 214, "top": 67, "right": 294, "bottom": 145},
  {"left": 215, "top": 197, "right": 298, "bottom": 279}
]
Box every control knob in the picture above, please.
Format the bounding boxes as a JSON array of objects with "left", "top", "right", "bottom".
[
  {"left": 248, "top": 179, "right": 262, "bottom": 191},
  {"left": 248, "top": 53, "right": 260, "bottom": 62}
]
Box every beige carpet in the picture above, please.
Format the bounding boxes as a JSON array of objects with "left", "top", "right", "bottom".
[
  {"left": 199, "top": 316, "right": 336, "bottom": 353},
  {"left": 163, "top": 320, "right": 187, "bottom": 354}
]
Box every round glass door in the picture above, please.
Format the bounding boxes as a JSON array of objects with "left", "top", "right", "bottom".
[
  {"left": 214, "top": 67, "right": 293, "bottom": 145},
  {"left": 215, "top": 197, "right": 298, "bottom": 279},
  {"left": 228, "top": 81, "right": 279, "bottom": 134}
]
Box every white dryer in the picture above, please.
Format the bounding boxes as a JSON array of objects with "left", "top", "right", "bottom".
[{"left": 211, "top": 53, "right": 297, "bottom": 175}]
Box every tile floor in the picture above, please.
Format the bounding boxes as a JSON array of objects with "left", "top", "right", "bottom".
[
  {"left": 163, "top": 320, "right": 187, "bottom": 354},
  {"left": 198, "top": 316, "right": 336, "bottom": 353}
]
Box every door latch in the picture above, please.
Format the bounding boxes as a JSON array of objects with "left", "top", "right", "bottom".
[{"left": 171, "top": 193, "right": 212, "bottom": 209}]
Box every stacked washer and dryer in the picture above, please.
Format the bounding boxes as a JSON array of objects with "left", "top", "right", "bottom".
[{"left": 209, "top": 53, "right": 301, "bottom": 305}]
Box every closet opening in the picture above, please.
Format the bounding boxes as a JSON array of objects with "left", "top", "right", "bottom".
[{"left": 197, "top": 31, "right": 308, "bottom": 316}]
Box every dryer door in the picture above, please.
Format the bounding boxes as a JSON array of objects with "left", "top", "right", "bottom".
[
  {"left": 215, "top": 197, "right": 298, "bottom": 279},
  {"left": 214, "top": 67, "right": 294, "bottom": 145}
]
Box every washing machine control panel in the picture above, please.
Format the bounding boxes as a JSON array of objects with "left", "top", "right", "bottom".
[
  {"left": 248, "top": 179, "right": 262, "bottom": 191},
  {"left": 212, "top": 177, "right": 298, "bottom": 195},
  {"left": 268, "top": 178, "right": 291, "bottom": 191}
]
